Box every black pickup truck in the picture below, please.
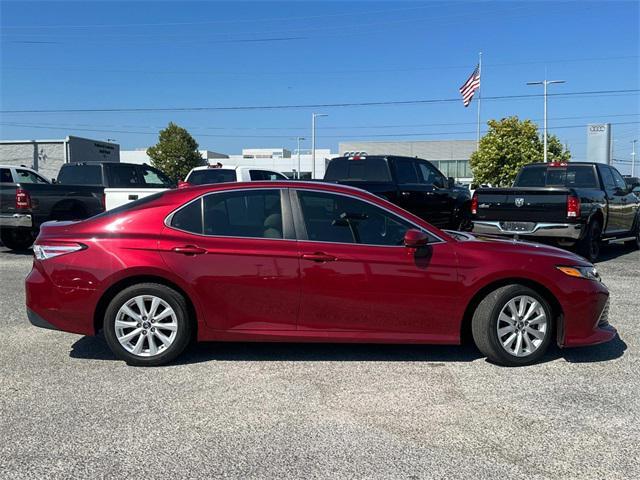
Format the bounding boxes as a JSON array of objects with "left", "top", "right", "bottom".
[
  {"left": 323, "top": 154, "right": 472, "bottom": 230},
  {"left": 0, "top": 162, "right": 173, "bottom": 251},
  {"left": 472, "top": 162, "right": 640, "bottom": 261}
]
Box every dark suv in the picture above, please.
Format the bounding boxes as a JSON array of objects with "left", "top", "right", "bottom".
[{"left": 324, "top": 154, "right": 472, "bottom": 230}]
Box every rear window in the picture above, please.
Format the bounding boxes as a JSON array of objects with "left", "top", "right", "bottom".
[
  {"left": 324, "top": 157, "right": 392, "bottom": 182},
  {"left": 515, "top": 165, "right": 598, "bottom": 188},
  {"left": 187, "top": 169, "right": 237, "bottom": 185},
  {"left": 58, "top": 165, "right": 103, "bottom": 185}
]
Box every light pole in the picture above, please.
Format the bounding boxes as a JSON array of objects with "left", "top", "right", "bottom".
[
  {"left": 526, "top": 79, "right": 565, "bottom": 162},
  {"left": 295, "top": 136, "right": 305, "bottom": 179},
  {"left": 311, "top": 113, "right": 328, "bottom": 179},
  {"left": 632, "top": 140, "right": 637, "bottom": 177}
]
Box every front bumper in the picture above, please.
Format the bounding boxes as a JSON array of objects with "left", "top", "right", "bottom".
[
  {"left": 473, "top": 221, "right": 582, "bottom": 239},
  {"left": 561, "top": 284, "right": 617, "bottom": 347},
  {"left": 0, "top": 213, "right": 32, "bottom": 228}
]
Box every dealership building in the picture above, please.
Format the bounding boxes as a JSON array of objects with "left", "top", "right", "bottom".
[{"left": 0, "top": 136, "right": 119, "bottom": 181}]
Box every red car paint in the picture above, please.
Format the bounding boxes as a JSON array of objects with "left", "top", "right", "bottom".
[{"left": 26, "top": 181, "right": 615, "bottom": 348}]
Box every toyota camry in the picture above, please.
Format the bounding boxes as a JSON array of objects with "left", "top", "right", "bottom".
[{"left": 26, "top": 181, "right": 616, "bottom": 366}]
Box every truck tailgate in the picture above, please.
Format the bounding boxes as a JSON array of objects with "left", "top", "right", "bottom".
[
  {"left": 475, "top": 187, "right": 571, "bottom": 222},
  {"left": 104, "top": 188, "right": 168, "bottom": 211}
]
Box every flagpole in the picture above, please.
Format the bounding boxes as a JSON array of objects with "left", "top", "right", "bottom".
[{"left": 477, "top": 51, "right": 482, "bottom": 148}]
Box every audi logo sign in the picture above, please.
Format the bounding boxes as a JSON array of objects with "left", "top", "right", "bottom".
[{"left": 589, "top": 125, "right": 607, "bottom": 133}]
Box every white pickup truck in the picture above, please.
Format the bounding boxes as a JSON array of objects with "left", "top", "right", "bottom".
[
  {"left": 180, "top": 165, "right": 288, "bottom": 187},
  {"left": 57, "top": 162, "right": 175, "bottom": 211}
]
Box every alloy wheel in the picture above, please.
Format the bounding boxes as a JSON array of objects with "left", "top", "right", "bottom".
[
  {"left": 114, "top": 295, "right": 178, "bottom": 357},
  {"left": 496, "top": 295, "right": 548, "bottom": 358}
]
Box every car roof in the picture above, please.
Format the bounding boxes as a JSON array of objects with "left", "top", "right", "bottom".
[
  {"left": 0, "top": 164, "right": 36, "bottom": 169},
  {"left": 188, "top": 165, "right": 280, "bottom": 172}
]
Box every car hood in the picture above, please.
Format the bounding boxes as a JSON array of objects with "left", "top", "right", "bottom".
[{"left": 449, "top": 231, "right": 592, "bottom": 266}]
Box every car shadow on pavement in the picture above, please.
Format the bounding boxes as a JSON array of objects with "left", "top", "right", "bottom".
[
  {"left": 69, "top": 333, "right": 627, "bottom": 366},
  {"left": 0, "top": 246, "right": 32, "bottom": 256},
  {"left": 596, "top": 243, "right": 638, "bottom": 263}
]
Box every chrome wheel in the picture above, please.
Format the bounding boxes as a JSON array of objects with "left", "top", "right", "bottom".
[
  {"left": 114, "top": 295, "right": 178, "bottom": 357},
  {"left": 496, "top": 295, "right": 548, "bottom": 358}
]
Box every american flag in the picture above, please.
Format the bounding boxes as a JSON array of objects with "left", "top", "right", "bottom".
[{"left": 459, "top": 64, "right": 481, "bottom": 107}]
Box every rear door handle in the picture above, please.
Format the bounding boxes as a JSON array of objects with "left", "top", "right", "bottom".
[
  {"left": 172, "top": 245, "right": 207, "bottom": 255},
  {"left": 301, "top": 252, "right": 337, "bottom": 262}
]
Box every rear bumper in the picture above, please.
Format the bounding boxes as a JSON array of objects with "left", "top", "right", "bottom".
[
  {"left": 473, "top": 221, "right": 582, "bottom": 239},
  {"left": 0, "top": 213, "right": 32, "bottom": 228}
]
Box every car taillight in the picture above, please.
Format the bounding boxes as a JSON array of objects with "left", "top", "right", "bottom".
[
  {"left": 567, "top": 195, "right": 581, "bottom": 218},
  {"left": 33, "top": 242, "right": 86, "bottom": 261},
  {"left": 471, "top": 193, "right": 478, "bottom": 215},
  {"left": 16, "top": 188, "right": 31, "bottom": 210}
]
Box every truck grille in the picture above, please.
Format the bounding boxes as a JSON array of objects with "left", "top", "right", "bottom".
[{"left": 597, "top": 300, "right": 610, "bottom": 327}]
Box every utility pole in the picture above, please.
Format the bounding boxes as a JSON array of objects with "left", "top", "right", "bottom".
[
  {"left": 296, "top": 136, "right": 305, "bottom": 179},
  {"left": 311, "top": 113, "right": 327, "bottom": 179},
  {"left": 632, "top": 139, "right": 637, "bottom": 177},
  {"left": 477, "top": 51, "right": 482, "bottom": 148},
  {"left": 526, "top": 78, "right": 565, "bottom": 162}
]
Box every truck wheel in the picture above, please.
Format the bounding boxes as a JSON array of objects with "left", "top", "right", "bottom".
[
  {"left": 457, "top": 209, "right": 473, "bottom": 232},
  {"left": 0, "top": 229, "right": 34, "bottom": 251},
  {"left": 471, "top": 285, "right": 554, "bottom": 366},
  {"left": 103, "top": 283, "right": 192, "bottom": 366},
  {"left": 576, "top": 220, "right": 601, "bottom": 262}
]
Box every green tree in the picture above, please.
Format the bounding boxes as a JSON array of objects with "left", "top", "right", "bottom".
[
  {"left": 147, "top": 122, "right": 205, "bottom": 182},
  {"left": 470, "top": 116, "right": 571, "bottom": 186}
]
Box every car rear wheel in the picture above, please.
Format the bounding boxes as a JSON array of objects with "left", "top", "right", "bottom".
[
  {"left": 472, "top": 285, "right": 554, "bottom": 366},
  {"left": 103, "top": 283, "right": 192, "bottom": 366},
  {"left": 576, "top": 220, "right": 601, "bottom": 262},
  {"left": 0, "top": 229, "right": 34, "bottom": 251},
  {"left": 624, "top": 216, "right": 640, "bottom": 250}
]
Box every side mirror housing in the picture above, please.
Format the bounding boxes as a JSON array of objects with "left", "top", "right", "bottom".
[
  {"left": 177, "top": 180, "right": 190, "bottom": 189},
  {"left": 51, "top": 178, "right": 57, "bottom": 184},
  {"left": 404, "top": 229, "right": 429, "bottom": 248},
  {"left": 447, "top": 177, "right": 456, "bottom": 189}
]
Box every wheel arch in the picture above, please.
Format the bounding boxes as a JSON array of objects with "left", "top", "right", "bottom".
[
  {"left": 459, "top": 277, "right": 564, "bottom": 346},
  {"left": 93, "top": 274, "right": 198, "bottom": 336}
]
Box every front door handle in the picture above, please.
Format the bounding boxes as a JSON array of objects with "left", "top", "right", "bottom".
[
  {"left": 301, "top": 252, "right": 337, "bottom": 262},
  {"left": 401, "top": 191, "right": 411, "bottom": 197},
  {"left": 172, "top": 245, "right": 207, "bottom": 255}
]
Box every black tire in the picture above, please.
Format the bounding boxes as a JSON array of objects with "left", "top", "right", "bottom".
[
  {"left": 471, "top": 284, "right": 554, "bottom": 366},
  {"left": 576, "top": 219, "right": 601, "bottom": 262},
  {"left": 0, "top": 229, "right": 34, "bottom": 251},
  {"left": 103, "top": 283, "right": 192, "bottom": 366},
  {"left": 457, "top": 207, "right": 473, "bottom": 232}
]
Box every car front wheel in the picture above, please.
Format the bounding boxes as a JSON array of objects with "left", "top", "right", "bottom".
[
  {"left": 472, "top": 285, "right": 554, "bottom": 366},
  {"left": 103, "top": 283, "right": 192, "bottom": 366}
]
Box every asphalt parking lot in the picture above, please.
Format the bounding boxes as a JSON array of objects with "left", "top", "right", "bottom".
[{"left": 0, "top": 244, "right": 638, "bottom": 479}]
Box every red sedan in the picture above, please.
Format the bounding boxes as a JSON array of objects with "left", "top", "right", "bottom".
[{"left": 25, "top": 181, "right": 615, "bottom": 366}]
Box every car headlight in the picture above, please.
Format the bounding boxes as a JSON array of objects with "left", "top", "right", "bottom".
[{"left": 556, "top": 265, "right": 601, "bottom": 281}]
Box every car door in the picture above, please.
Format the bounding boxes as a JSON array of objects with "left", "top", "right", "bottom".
[
  {"left": 598, "top": 165, "right": 626, "bottom": 233},
  {"left": 392, "top": 158, "right": 450, "bottom": 228},
  {"left": 610, "top": 166, "right": 638, "bottom": 232},
  {"left": 159, "top": 188, "right": 301, "bottom": 331},
  {"left": 292, "top": 188, "right": 460, "bottom": 342}
]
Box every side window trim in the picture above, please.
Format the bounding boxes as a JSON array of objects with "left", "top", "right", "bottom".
[
  {"left": 290, "top": 188, "right": 444, "bottom": 246},
  {"left": 165, "top": 187, "right": 295, "bottom": 241}
]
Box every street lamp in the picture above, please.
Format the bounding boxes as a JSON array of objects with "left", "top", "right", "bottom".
[
  {"left": 526, "top": 79, "right": 565, "bottom": 162},
  {"left": 632, "top": 140, "right": 637, "bottom": 177},
  {"left": 311, "top": 113, "right": 328, "bottom": 179},
  {"left": 295, "top": 136, "right": 305, "bottom": 179}
]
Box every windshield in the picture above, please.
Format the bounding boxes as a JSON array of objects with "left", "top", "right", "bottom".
[
  {"left": 515, "top": 165, "right": 599, "bottom": 188},
  {"left": 187, "top": 169, "right": 237, "bottom": 185}
]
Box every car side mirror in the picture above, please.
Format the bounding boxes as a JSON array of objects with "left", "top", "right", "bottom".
[
  {"left": 177, "top": 181, "right": 190, "bottom": 189},
  {"left": 51, "top": 178, "right": 57, "bottom": 184},
  {"left": 447, "top": 177, "right": 455, "bottom": 189},
  {"left": 404, "top": 229, "right": 429, "bottom": 248}
]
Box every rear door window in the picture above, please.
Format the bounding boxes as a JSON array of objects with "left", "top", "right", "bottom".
[
  {"left": 187, "top": 169, "right": 237, "bottom": 185},
  {"left": 203, "top": 189, "right": 283, "bottom": 239},
  {"left": 57, "top": 165, "right": 102, "bottom": 185},
  {"left": 393, "top": 158, "right": 419, "bottom": 184},
  {"left": 0, "top": 168, "right": 13, "bottom": 183},
  {"left": 108, "top": 164, "right": 141, "bottom": 187}
]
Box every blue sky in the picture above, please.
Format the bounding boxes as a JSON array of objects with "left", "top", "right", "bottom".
[{"left": 1, "top": 1, "right": 639, "bottom": 173}]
